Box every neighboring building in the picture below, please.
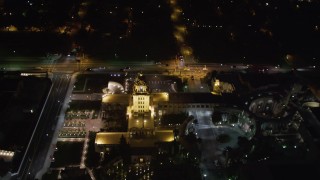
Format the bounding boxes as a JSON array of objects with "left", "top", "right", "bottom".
[{"left": 212, "top": 78, "right": 235, "bottom": 95}]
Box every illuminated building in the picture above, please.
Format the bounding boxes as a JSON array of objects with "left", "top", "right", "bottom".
[
  {"left": 96, "top": 75, "right": 174, "bottom": 153},
  {"left": 95, "top": 75, "right": 238, "bottom": 152}
]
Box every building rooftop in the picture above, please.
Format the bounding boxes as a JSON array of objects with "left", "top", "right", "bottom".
[
  {"left": 95, "top": 130, "right": 174, "bottom": 147},
  {"left": 152, "top": 93, "right": 169, "bottom": 102},
  {"left": 95, "top": 132, "right": 128, "bottom": 145},
  {"left": 102, "top": 94, "right": 130, "bottom": 104},
  {"left": 167, "top": 93, "right": 238, "bottom": 104},
  {"left": 155, "top": 130, "right": 174, "bottom": 142}
]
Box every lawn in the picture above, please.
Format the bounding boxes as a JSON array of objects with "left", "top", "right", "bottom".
[
  {"left": 73, "top": 74, "right": 87, "bottom": 91},
  {"left": 85, "top": 132, "right": 101, "bottom": 168},
  {"left": 50, "top": 141, "right": 84, "bottom": 168},
  {"left": 161, "top": 112, "right": 189, "bottom": 126},
  {"left": 68, "top": 100, "right": 101, "bottom": 111},
  {"left": 42, "top": 170, "right": 60, "bottom": 180},
  {"left": 74, "top": 73, "right": 122, "bottom": 93}
]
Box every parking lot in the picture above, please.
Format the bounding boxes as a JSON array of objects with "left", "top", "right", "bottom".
[{"left": 143, "top": 74, "right": 183, "bottom": 93}]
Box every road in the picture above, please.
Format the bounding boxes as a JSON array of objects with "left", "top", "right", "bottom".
[
  {"left": 1, "top": 55, "right": 296, "bottom": 74},
  {"left": 20, "top": 73, "right": 71, "bottom": 180}
]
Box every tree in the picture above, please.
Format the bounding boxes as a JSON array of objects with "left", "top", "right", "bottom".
[
  {"left": 161, "top": 112, "right": 188, "bottom": 125},
  {"left": 119, "top": 135, "right": 130, "bottom": 164},
  {"left": 229, "top": 114, "right": 238, "bottom": 124},
  {"left": 212, "top": 111, "right": 223, "bottom": 123}
]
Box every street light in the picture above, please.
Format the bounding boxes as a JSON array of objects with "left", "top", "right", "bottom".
[
  {"left": 145, "top": 54, "right": 148, "bottom": 62},
  {"left": 143, "top": 119, "right": 147, "bottom": 128}
]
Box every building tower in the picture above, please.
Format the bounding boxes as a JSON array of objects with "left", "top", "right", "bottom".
[{"left": 129, "top": 76, "right": 154, "bottom": 130}]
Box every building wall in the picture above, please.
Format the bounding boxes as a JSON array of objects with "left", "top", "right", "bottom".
[{"left": 156, "top": 103, "right": 215, "bottom": 116}]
